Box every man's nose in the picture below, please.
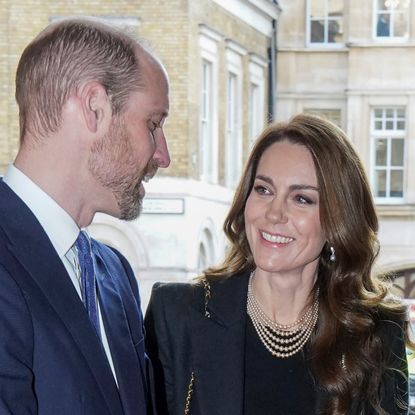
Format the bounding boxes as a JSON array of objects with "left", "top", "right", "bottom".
[{"left": 154, "top": 130, "right": 170, "bottom": 168}]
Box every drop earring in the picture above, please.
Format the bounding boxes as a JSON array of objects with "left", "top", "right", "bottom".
[{"left": 329, "top": 246, "right": 336, "bottom": 262}]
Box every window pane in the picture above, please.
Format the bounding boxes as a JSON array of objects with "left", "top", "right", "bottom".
[
  {"left": 374, "top": 108, "right": 383, "bottom": 118},
  {"left": 397, "top": 108, "right": 405, "bottom": 118},
  {"left": 394, "top": 13, "right": 408, "bottom": 37},
  {"left": 200, "top": 60, "right": 213, "bottom": 182},
  {"left": 310, "top": 0, "right": 325, "bottom": 18},
  {"left": 375, "top": 120, "right": 383, "bottom": 130},
  {"left": 386, "top": 108, "right": 393, "bottom": 117},
  {"left": 311, "top": 20, "right": 325, "bottom": 42},
  {"left": 391, "top": 139, "right": 404, "bottom": 166},
  {"left": 385, "top": 120, "right": 394, "bottom": 130},
  {"left": 397, "top": 120, "right": 405, "bottom": 130},
  {"left": 249, "top": 84, "right": 261, "bottom": 141},
  {"left": 328, "top": 18, "right": 343, "bottom": 42},
  {"left": 376, "top": 13, "right": 390, "bottom": 36},
  {"left": 377, "top": 0, "right": 387, "bottom": 12},
  {"left": 376, "top": 139, "right": 387, "bottom": 166},
  {"left": 390, "top": 170, "right": 403, "bottom": 197},
  {"left": 375, "top": 170, "right": 386, "bottom": 197}
]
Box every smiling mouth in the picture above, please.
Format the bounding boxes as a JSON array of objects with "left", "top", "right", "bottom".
[{"left": 261, "top": 231, "right": 294, "bottom": 244}]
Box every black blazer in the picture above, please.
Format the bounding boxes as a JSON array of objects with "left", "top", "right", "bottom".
[
  {"left": 145, "top": 271, "right": 409, "bottom": 415},
  {"left": 0, "top": 179, "right": 150, "bottom": 415}
]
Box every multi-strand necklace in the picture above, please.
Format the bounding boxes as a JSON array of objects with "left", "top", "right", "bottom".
[{"left": 247, "top": 273, "right": 319, "bottom": 358}]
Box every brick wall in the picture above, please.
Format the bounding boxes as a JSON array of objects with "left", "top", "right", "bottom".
[{"left": 0, "top": 0, "right": 271, "bottom": 180}]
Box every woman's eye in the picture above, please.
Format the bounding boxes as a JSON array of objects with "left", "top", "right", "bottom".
[
  {"left": 295, "top": 195, "right": 313, "bottom": 205},
  {"left": 254, "top": 185, "right": 270, "bottom": 195}
]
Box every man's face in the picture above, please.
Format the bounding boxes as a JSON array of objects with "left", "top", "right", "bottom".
[{"left": 88, "top": 66, "right": 170, "bottom": 220}]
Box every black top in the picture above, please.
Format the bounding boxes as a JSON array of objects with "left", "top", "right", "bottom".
[{"left": 244, "top": 316, "right": 317, "bottom": 415}]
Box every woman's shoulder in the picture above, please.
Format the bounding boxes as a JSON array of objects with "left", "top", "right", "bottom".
[
  {"left": 149, "top": 280, "right": 205, "bottom": 310},
  {"left": 149, "top": 271, "right": 250, "bottom": 314},
  {"left": 373, "top": 300, "right": 407, "bottom": 354}
]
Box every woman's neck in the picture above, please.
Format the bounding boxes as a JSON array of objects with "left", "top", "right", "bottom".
[{"left": 250, "top": 269, "right": 317, "bottom": 325}]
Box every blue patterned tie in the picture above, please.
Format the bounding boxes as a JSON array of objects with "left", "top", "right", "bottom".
[{"left": 76, "top": 231, "right": 101, "bottom": 340}]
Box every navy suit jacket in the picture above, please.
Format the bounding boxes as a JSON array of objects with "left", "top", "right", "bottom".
[{"left": 0, "top": 179, "right": 150, "bottom": 415}]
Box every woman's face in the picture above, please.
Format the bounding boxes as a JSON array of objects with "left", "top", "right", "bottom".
[{"left": 244, "top": 140, "right": 326, "bottom": 276}]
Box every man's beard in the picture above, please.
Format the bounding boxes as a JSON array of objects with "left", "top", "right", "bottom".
[{"left": 88, "top": 118, "right": 157, "bottom": 221}]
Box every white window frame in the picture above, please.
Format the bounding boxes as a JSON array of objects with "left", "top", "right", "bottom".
[
  {"left": 226, "top": 72, "right": 239, "bottom": 188},
  {"left": 225, "top": 42, "right": 245, "bottom": 189},
  {"left": 306, "top": 0, "right": 344, "bottom": 47},
  {"left": 373, "top": 0, "right": 410, "bottom": 41},
  {"left": 199, "top": 26, "right": 221, "bottom": 184},
  {"left": 200, "top": 60, "right": 214, "bottom": 183},
  {"left": 248, "top": 54, "right": 267, "bottom": 147},
  {"left": 371, "top": 107, "right": 406, "bottom": 204}
]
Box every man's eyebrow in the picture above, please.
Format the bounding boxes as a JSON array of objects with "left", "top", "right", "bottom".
[
  {"left": 255, "top": 174, "right": 320, "bottom": 191},
  {"left": 150, "top": 110, "right": 169, "bottom": 118}
]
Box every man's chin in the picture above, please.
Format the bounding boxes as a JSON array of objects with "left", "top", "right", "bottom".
[{"left": 119, "top": 199, "right": 143, "bottom": 221}]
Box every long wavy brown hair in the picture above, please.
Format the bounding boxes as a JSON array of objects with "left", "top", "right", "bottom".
[{"left": 204, "top": 113, "right": 409, "bottom": 413}]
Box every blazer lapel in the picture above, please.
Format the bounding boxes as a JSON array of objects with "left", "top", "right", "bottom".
[
  {"left": 190, "top": 273, "right": 250, "bottom": 415},
  {"left": 0, "top": 183, "right": 123, "bottom": 415},
  {"left": 93, "top": 245, "right": 147, "bottom": 415}
]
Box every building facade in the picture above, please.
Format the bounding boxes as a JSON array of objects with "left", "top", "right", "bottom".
[
  {"left": 276, "top": 0, "right": 415, "bottom": 297},
  {"left": 0, "top": 0, "right": 280, "bottom": 308}
]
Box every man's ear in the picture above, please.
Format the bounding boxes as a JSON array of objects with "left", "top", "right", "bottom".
[{"left": 79, "top": 81, "right": 112, "bottom": 133}]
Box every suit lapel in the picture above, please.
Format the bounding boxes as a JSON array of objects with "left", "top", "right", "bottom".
[
  {"left": 93, "top": 244, "right": 146, "bottom": 415},
  {"left": 190, "top": 273, "right": 250, "bottom": 415},
  {"left": 0, "top": 182, "right": 123, "bottom": 415}
]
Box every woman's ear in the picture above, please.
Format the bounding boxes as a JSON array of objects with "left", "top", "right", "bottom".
[{"left": 79, "top": 81, "right": 112, "bottom": 133}]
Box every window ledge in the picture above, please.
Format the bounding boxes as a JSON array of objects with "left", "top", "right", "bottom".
[{"left": 376, "top": 204, "right": 415, "bottom": 218}]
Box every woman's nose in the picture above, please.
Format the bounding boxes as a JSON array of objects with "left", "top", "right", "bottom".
[{"left": 265, "top": 197, "right": 288, "bottom": 224}]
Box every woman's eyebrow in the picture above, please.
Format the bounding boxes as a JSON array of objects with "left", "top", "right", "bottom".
[{"left": 255, "top": 174, "right": 319, "bottom": 192}]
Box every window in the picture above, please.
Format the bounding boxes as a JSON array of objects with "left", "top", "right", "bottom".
[
  {"left": 249, "top": 84, "right": 261, "bottom": 141},
  {"left": 225, "top": 73, "right": 241, "bottom": 188},
  {"left": 374, "top": 0, "right": 410, "bottom": 39},
  {"left": 248, "top": 55, "right": 266, "bottom": 145},
  {"left": 304, "top": 108, "right": 342, "bottom": 127},
  {"left": 225, "top": 43, "right": 244, "bottom": 189},
  {"left": 372, "top": 108, "right": 405, "bottom": 201},
  {"left": 308, "top": 0, "right": 344, "bottom": 45},
  {"left": 200, "top": 60, "right": 214, "bottom": 183},
  {"left": 199, "top": 25, "right": 220, "bottom": 184}
]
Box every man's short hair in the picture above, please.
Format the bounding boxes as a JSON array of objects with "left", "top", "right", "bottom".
[{"left": 15, "top": 17, "right": 145, "bottom": 141}]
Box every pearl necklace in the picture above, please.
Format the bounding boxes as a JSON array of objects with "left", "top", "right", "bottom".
[{"left": 247, "top": 273, "right": 319, "bottom": 358}]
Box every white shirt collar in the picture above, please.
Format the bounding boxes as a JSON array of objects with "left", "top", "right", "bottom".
[{"left": 3, "top": 164, "right": 79, "bottom": 258}]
